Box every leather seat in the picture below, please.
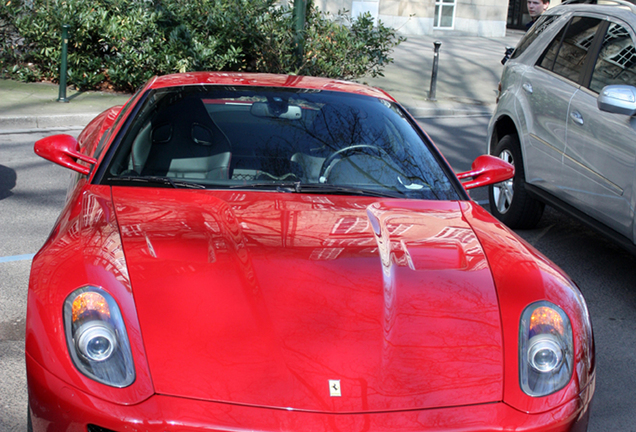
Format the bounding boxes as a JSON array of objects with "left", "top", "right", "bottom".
[{"left": 134, "top": 96, "right": 231, "bottom": 180}]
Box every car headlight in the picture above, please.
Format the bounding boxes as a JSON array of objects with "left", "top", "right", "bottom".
[
  {"left": 519, "top": 301, "right": 573, "bottom": 397},
  {"left": 63, "top": 286, "right": 135, "bottom": 387}
]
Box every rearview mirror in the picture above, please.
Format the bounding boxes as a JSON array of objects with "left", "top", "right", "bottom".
[
  {"left": 34, "top": 134, "right": 96, "bottom": 175},
  {"left": 250, "top": 102, "right": 302, "bottom": 119},
  {"left": 457, "top": 155, "right": 514, "bottom": 190}
]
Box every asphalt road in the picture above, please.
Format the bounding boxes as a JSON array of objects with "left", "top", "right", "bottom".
[
  {"left": 0, "top": 129, "right": 77, "bottom": 432},
  {"left": 1, "top": 121, "right": 635, "bottom": 431}
]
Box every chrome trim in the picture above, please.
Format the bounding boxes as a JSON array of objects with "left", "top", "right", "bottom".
[
  {"left": 562, "top": 152, "right": 624, "bottom": 195},
  {"left": 529, "top": 134, "right": 623, "bottom": 195},
  {"left": 529, "top": 133, "right": 564, "bottom": 154}
]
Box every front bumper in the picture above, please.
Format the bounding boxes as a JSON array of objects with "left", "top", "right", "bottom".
[{"left": 27, "top": 354, "right": 591, "bottom": 432}]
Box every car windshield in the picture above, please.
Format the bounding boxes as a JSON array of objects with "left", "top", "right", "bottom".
[{"left": 103, "top": 85, "right": 460, "bottom": 200}]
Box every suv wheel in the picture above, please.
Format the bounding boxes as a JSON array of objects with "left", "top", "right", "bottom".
[{"left": 488, "top": 134, "right": 544, "bottom": 229}]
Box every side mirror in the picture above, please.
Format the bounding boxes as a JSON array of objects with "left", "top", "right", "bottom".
[
  {"left": 597, "top": 85, "right": 636, "bottom": 116},
  {"left": 457, "top": 155, "right": 514, "bottom": 190},
  {"left": 34, "top": 134, "right": 97, "bottom": 175},
  {"left": 501, "top": 46, "right": 515, "bottom": 65}
]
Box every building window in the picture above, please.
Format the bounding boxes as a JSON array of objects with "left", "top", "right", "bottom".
[{"left": 434, "top": 0, "right": 456, "bottom": 28}]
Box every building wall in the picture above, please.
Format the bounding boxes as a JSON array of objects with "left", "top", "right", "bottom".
[
  {"left": 311, "top": 0, "right": 509, "bottom": 37},
  {"left": 454, "top": 0, "right": 509, "bottom": 37},
  {"left": 311, "top": 0, "right": 354, "bottom": 15}
]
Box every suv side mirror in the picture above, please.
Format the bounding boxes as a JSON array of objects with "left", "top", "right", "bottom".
[
  {"left": 501, "top": 46, "right": 515, "bottom": 65},
  {"left": 597, "top": 85, "right": 636, "bottom": 116}
]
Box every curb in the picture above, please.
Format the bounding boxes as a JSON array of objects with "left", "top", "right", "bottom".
[
  {"left": 405, "top": 105, "right": 493, "bottom": 118},
  {"left": 0, "top": 114, "right": 101, "bottom": 133}
]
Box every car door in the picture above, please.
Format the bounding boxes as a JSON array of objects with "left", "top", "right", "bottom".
[
  {"left": 521, "top": 16, "right": 605, "bottom": 198},
  {"left": 563, "top": 19, "right": 636, "bottom": 240}
]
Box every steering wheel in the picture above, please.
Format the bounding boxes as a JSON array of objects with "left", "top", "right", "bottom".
[{"left": 319, "top": 145, "right": 387, "bottom": 183}]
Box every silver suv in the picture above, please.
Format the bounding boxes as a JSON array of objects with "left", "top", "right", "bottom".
[{"left": 488, "top": 0, "right": 636, "bottom": 252}]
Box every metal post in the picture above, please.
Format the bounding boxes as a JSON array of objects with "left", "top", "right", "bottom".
[
  {"left": 293, "top": 0, "right": 307, "bottom": 68},
  {"left": 429, "top": 41, "right": 442, "bottom": 101},
  {"left": 57, "top": 24, "right": 70, "bottom": 103}
]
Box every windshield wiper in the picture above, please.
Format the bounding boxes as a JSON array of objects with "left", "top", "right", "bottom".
[
  {"left": 228, "top": 181, "right": 302, "bottom": 193},
  {"left": 296, "top": 183, "right": 403, "bottom": 198},
  {"left": 228, "top": 182, "right": 400, "bottom": 197},
  {"left": 107, "top": 175, "right": 206, "bottom": 189},
  {"left": 228, "top": 181, "right": 402, "bottom": 197}
]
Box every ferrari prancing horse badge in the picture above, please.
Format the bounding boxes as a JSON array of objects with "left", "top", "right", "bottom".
[{"left": 329, "top": 380, "right": 341, "bottom": 397}]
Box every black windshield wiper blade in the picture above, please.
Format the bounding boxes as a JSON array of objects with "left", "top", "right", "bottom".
[
  {"left": 228, "top": 182, "right": 402, "bottom": 198},
  {"left": 296, "top": 183, "right": 402, "bottom": 198},
  {"left": 228, "top": 181, "right": 301, "bottom": 193},
  {"left": 228, "top": 182, "right": 400, "bottom": 197},
  {"left": 108, "top": 175, "right": 206, "bottom": 189}
]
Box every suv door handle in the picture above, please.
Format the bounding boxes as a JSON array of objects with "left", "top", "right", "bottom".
[
  {"left": 522, "top": 82, "right": 533, "bottom": 94},
  {"left": 570, "top": 111, "right": 584, "bottom": 125}
]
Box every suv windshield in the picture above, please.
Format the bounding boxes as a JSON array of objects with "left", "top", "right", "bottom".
[{"left": 102, "top": 86, "right": 460, "bottom": 200}]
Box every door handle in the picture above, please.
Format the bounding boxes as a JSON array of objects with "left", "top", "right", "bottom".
[
  {"left": 522, "top": 82, "right": 533, "bottom": 94},
  {"left": 570, "top": 111, "right": 584, "bottom": 125}
]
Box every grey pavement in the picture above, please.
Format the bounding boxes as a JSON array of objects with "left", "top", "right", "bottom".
[
  {"left": 364, "top": 29, "right": 524, "bottom": 117},
  {"left": 0, "top": 79, "right": 131, "bottom": 132},
  {"left": 0, "top": 31, "right": 524, "bottom": 132}
]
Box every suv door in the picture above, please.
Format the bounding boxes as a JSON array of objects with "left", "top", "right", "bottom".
[
  {"left": 522, "top": 16, "right": 604, "bottom": 198},
  {"left": 564, "top": 19, "right": 636, "bottom": 240}
]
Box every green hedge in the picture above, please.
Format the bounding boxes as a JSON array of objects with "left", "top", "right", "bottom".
[{"left": 0, "top": 0, "right": 404, "bottom": 92}]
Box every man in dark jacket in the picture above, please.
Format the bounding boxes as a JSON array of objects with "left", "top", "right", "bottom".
[{"left": 526, "top": 0, "right": 550, "bottom": 30}]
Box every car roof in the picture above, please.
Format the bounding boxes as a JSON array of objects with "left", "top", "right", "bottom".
[
  {"left": 550, "top": 0, "right": 636, "bottom": 20},
  {"left": 145, "top": 72, "right": 396, "bottom": 102}
]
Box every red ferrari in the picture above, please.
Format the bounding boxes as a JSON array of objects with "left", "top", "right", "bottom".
[{"left": 27, "top": 73, "right": 594, "bottom": 432}]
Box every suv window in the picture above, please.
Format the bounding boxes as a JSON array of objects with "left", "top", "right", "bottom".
[
  {"left": 589, "top": 22, "right": 636, "bottom": 92},
  {"left": 538, "top": 16, "right": 603, "bottom": 83},
  {"left": 511, "top": 14, "right": 559, "bottom": 60}
]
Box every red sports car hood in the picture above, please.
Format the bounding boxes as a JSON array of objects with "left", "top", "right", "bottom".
[{"left": 112, "top": 188, "right": 503, "bottom": 413}]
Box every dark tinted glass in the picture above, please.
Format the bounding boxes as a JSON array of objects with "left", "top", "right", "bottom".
[
  {"left": 103, "top": 86, "right": 461, "bottom": 201},
  {"left": 511, "top": 14, "right": 559, "bottom": 60},
  {"left": 589, "top": 22, "right": 636, "bottom": 93},
  {"left": 93, "top": 87, "right": 144, "bottom": 161},
  {"left": 538, "top": 25, "right": 566, "bottom": 70},
  {"left": 539, "top": 16, "right": 603, "bottom": 83}
]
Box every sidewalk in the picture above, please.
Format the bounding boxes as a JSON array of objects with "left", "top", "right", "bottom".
[
  {"left": 365, "top": 29, "right": 524, "bottom": 117},
  {"left": 0, "top": 31, "right": 523, "bottom": 132},
  {"left": 0, "top": 79, "right": 131, "bottom": 131}
]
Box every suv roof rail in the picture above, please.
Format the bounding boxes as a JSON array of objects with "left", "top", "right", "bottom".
[{"left": 562, "top": 0, "right": 636, "bottom": 13}]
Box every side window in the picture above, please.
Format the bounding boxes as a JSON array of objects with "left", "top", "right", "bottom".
[
  {"left": 589, "top": 22, "right": 636, "bottom": 93},
  {"left": 94, "top": 87, "right": 145, "bottom": 161},
  {"left": 538, "top": 16, "right": 603, "bottom": 84},
  {"left": 511, "top": 14, "right": 559, "bottom": 60},
  {"left": 93, "top": 128, "right": 112, "bottom": 161}
]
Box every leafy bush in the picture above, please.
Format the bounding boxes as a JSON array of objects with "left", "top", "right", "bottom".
[{"left": 0, "top": 0, "right": 404, "bottom": 92}]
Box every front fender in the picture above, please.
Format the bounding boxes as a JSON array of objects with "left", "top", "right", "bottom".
[
  {"left": 460, "top": 202, "right": 595, "bottom": 414},
  {"left": 488, "top": 62, "right": 528, "bottom": 156},
  {"left": 26, "top": 184, "right": 154, "bottom": 405}
]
